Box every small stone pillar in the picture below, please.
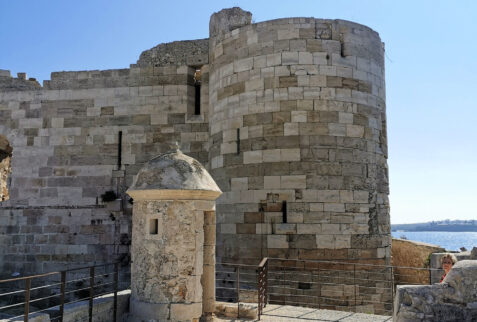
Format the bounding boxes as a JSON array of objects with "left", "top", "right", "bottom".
[
  {"left": 202, "top": 210, "right": 216, "bottom": 320},
  {"left": 127, "top": 148, "right": 221, "bottom": 321}
]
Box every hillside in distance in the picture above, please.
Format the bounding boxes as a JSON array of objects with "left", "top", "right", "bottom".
[{"left": 392, "top": 219, "right": 477, "bottom": 232}]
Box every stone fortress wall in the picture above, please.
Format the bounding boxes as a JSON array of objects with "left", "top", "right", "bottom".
[
  {"left": 208, "top": 8, "right": 389, "bottom": 266},
  {"left": 0, "top": 51, "right": 211, "bottom": 277},
  {"left": 0, "top": 7, "right": 390, "bottom": 311}
]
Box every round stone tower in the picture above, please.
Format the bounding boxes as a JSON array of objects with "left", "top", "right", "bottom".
[
  {"left": 127, "top": 148, "right": 221, "bottom": 321},
  {"left": 208, "top": 8, "right": 390, "bottom": 266}
]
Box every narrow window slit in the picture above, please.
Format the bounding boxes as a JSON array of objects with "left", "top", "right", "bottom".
[
  {"left": 194, "top": 69, "right": 201, "bottom": 115},
  {"left": 149, "top": 219, "right": 158, "bottom": 235},
  {"left": 117, "top": 131, "right": 122, "bottom": 170},
  {"left": 282, "top": 201, "right": 287, "bottom": 223},
  {"left": 237, "top": 128, "right": 240, "bottom": 155}
]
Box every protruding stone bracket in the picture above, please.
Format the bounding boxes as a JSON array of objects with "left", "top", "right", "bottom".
[{"left": 127, "top": 189, "right": 222, "bottom": 201}]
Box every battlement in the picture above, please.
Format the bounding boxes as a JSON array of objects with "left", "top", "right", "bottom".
[
  {"left": 43, "top": 65, "right": 195, "bottom": 90},
  {"left": 0, "top": 69, "right": 41, "bottom": 91}
]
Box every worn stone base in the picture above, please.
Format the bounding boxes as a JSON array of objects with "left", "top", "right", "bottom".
[
  {"left": 214, "top": 301, "right": 257, "bottom": 319},
  {"left": 129, "top": 298, "right": 202, "bottom": 321}
]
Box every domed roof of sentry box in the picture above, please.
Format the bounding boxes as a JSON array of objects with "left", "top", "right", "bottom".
[{"left": 127, "top": 147, "right": 221, "bottom": 200}]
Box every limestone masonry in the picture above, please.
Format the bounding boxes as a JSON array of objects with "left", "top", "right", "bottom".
[{"left": 0, "top": 6, "right": 389, "bottom": 290}]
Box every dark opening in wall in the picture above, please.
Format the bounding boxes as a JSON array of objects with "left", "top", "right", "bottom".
[
  {"left": 0, "top": 135, "right": 12, "bottom": 202},
  {"left": 194, "top": 69, "right": 201, "bottom": 115},
  {"left": 149, "top": 218, "right": 158, "bottom": 235}
]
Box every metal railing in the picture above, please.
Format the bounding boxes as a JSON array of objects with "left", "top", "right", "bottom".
[
  {"left": 216, "top": 260, "right": 265, "bottom": 318},
  {"left": 2, "top": 258, "right": 441, "bottom": 321},
  {"left": 0, "top": 262, "right": 121, "bottom": 322},
  {"left": 217, "top": 257, "right": 443, "bottom": 319},
  {"left": 265, "top": 258, "right": 443, "bottom": 316},
  {"left": 257, "top": 257, "right": 268, "bottom": 319}
]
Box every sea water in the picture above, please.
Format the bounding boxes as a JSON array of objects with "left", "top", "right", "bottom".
[{"left": 391, "top": 231, "right": 477, "bottom": 251}]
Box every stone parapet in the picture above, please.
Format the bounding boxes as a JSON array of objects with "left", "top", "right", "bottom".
[
  {"left": 136, "top": 39, "right": 209, "bottom": 67},
  {"left": 392, "top": 238, "right": 445, "bottom": 285},
  {"left": 0, "top": 70, "right": 41, "bottom": 91},
  {"left": 394, "top": 260, "right": 477, "bottom": 321}
]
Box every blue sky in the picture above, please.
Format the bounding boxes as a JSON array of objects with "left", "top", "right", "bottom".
[{"left": 1, "top": 1, "right": 476, "bottom": 224}]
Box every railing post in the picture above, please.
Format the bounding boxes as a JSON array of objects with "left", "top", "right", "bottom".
[
  {"left": 257, "top": 267, "right": 261, "bottom": 320},
  {"left": 391, "top": 266, "right": 394, "bottom": 302},
  {"left": 59, "top": 271, "right": 66, "bottom": 322},
  {"left": 89, "top": 266, "right": 95, "bottom": 322},
  {"left": 236, "top": 266, "right": 240, "bottom": 318},
  {"left": 264, "top": 259, "right": 268, "bottom": 308},
  {"left": 428, "top": 265, "right": 431, "bottom": 285},
  {"left": 24, "top": 277, "right": 31, "bottom": 322},
  {"left": 353, "top": 264, "right": 357, "bottom": 313},
  {"left": 257, "top": 257, "right": 268, "bottom": 320},
  {"left": 114, "top": 263, "right": 118, "bottom": 322},
  {"left": 282, "top": 267, "right": 286, "bottom": 306}
]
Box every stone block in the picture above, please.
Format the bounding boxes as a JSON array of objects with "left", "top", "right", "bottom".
[
  {"left": 130, "top": 298, "right": 170, "bottom": 321},
  {"left": 234, "top": 57, "right": 254, "bottom": 73},
  {"left": 328, "top": 123, "right": 346, "bottom": 136},
  {"left": 322, "top": 224, "right": 340, "bottom": 233},
  {"left": 284, "top": 122, "right": 299, "bottom": 136},
  {"left": 354, "top": 190, "right": 369, "bottom": 203},
  {"left": 335, "top": 235, "right": 351, "bottom": 249},
  {"left": 268, "top": 235, "right": 288, "bottom": 248},
  {"left": 170, "top": 302, "right": 202, "bottom": 321},
  {"left": 313, "top": 52, "right": 328, "bottom": 65},
  {"left": 274, "top": 223, "right": 296, "bottom": 234},
  {"left": 291, "top": 111, "right": 307, "bottom": 123},
  {"left": 221, "top": 224, "right": 236, "bottom": 234},
  {"left": 256, "top": 223, "right": 272, "bottom": 234},
  {"left": 316, "top": 190, "right": 340, "bottom": 202},
  {"left": 324, "top": 203, "right": 345, "bottom": 212},
  {"left": 236, "top": 223, "right": 256, "bottom": 234},
  {"left": 280, "top": 148, "right": 300, "bottom": 162},
  {"left": 231, "top": 177, "right": 248, "bottom": 191},
  {"left": 298, "top": 52, "right": 313, "bottom": 65},
  {"left": 263, "top": 149, "right": 281, "bottom": 163},
  {"left": 278, "top": 29, "right": 299, "bottom": 40},
  {"left": 282, "top": 52, "right": 299, "bottom": 65},
  {"left": 347, "top": 124, "right": 365, "bottom": 138},
  {"left": 316, "top": 235, "right": 335, "bottom": 249},
  {"left": 297, "top": 224, "right": 321, "bottom": 234},
  {"left": 280, "top": 175, "right": 306, "bottom": 189},
  {"left": 267, "top": 53, "right": 282, "bottom": 67},
  {"left": 287, "top": 212, "right": 304, "bottom": 223}
]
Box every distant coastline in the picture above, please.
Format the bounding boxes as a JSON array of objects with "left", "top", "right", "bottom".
[{"left": 392, "top": 219, "right": 477, "bottom": 232}]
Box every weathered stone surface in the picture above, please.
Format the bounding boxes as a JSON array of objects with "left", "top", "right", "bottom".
[
  {"left": 0, "top": 71, "right": 41, "bottom": 91},
  {"left": 129, "top": 148, "right": 220, "bottom": 195},
  {"left": 209, "top": 7, "right": 252, "bottom": 39},
  {"left": 127, "top": 151, "right": 220, "bottom": 321},
  {"left": 394, "top": 260, "right": 477, "bottom": 321},
  {"left": 137, "top": 39, "right": 209, "bottom": 67},
  {"left": 392, "top": 238, "right": 445, "bottom": 285}
]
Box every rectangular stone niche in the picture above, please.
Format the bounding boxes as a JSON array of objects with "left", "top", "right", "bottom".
[{"left": 149, "top": 218, "right": 158, "bottom": 235}]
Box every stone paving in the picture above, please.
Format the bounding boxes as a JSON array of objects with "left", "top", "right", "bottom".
[{"left": 216, "top": 304, "right": 392, "bottom": 321}]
